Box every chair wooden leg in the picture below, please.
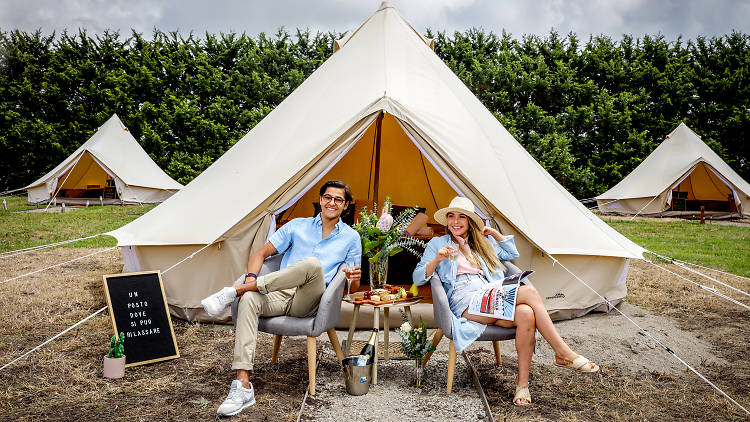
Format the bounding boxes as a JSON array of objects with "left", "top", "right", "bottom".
[
  {"left": 327, "top": 328, "right": 344, "bottom": 363},
  {"left": 307, "top": 336, "right": 317, "bottom": 396},
  {"left": 271, "top": 334, "right": 282, "bottom": 363},
  {"left": 492, "top": 340, "right": 502, "bottom": 366},
  {"left": 447, "top": 339, "right": 456, "bottom": 394},
  {"left": 422, "top": 328, "right": 443, "bottom": 367}
]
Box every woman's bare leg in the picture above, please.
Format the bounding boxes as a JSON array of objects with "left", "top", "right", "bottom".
[
  {"left": 515, "top": 285, "right": 579, "bottom": 363},
  {"left": 502, "top": 304, "right": 534, "bottom": 401}
]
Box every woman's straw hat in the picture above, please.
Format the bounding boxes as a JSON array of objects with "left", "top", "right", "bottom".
[{"left": 434, "top": 197, "right": 484, "bottom": 229}]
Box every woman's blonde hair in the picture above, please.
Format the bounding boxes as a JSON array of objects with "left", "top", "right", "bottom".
[{"left": 451, "top": 217, "right": 505, "bottom": 274}]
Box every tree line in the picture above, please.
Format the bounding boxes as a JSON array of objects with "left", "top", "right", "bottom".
[{"left": 1, "top": 28, "right": 748, "bottom": 199}]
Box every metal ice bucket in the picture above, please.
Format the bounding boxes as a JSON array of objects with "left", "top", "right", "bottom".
[{"left": 342, "top": 356, "right": 372, "bottom": 396}]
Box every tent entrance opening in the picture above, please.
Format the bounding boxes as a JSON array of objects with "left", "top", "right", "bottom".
[
  {"left": 56, "top": 152, "right": 120, "bottom": 200},
  {"left": 669, "top": 162, "right": 736, "bottom": 212},
  {"left": 276, "top": 113, "right": 460, "bottom": 285}
]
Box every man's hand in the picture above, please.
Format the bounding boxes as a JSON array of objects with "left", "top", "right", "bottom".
[{"left": 346, "top": 265, "right": 362, "bottom": 292}]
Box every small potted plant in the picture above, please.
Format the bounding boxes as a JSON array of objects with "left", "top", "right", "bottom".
[{"left": 103, "top": 332, "right": 125, "bottom": 379}]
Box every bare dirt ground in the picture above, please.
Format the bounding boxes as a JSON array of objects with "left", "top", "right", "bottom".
[{"left": 0, "top": 248, "right": 748, "bottom": 421}]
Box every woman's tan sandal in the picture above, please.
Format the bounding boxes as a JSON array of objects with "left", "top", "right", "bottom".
[
  {"left": 555, "top": 354, "right": 599, "bottom": 373},
  {"left": 513, "top": 385, "right": 531, "bottom": 406}
]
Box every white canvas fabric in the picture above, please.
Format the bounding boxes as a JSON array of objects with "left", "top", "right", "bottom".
[
  {"left": 109, "top": 2, "right": 645, "bottom": 323},
  {"left": 25, "top": 114, "right": 182, "bottom": 204},
  {"left": 597, "top": 123, "right": 750, "bottom": 216}
]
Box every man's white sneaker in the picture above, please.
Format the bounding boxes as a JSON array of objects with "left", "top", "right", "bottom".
[
  {"left": 217, "top": 379, "right": 255, "bottom": 417},
  {"left": 201, "top": 286, "right": 237, "bottom": 317}
]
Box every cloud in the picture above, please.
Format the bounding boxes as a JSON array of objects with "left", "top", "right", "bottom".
[{"left": 1, "top": 0, "right": 748, "bottom": 40}]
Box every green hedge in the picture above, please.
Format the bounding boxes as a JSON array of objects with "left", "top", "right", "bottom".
[{"left": 1, "top": 28, "right": 748, "bottom": 199}]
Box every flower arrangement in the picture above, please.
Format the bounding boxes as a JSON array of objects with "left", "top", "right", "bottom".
[
  {"left": 394, "top": 312, "right": 436, "bottom": 387},
  {"left": 352, "top": 197, "right": 426, "bottom": 289}
]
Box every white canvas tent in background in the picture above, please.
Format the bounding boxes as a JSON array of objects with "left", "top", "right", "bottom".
[
  {"left": 597, "top": 123, "right": 750, "bottom": 217},
  {"left": 108, "top": 2, "right": 645, "bottom": 326},
  {"left": 25, "top": 114, "right": 183, "bottom": 205}
]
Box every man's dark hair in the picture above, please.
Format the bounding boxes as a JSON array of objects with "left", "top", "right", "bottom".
[{"left": 319, "top": 180, "right": 352, "bottom": 204}]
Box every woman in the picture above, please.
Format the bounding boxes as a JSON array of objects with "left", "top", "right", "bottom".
[{"left": 413, "top": 197, "right": 599, "bottom": 406}]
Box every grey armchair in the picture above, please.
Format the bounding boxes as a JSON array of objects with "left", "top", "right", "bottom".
[
  {"left": 230, "top": 253, "right": 346, "bottom": 396},
  {"left": 422, "top": 261, "right": 524, "bottom": 394}
]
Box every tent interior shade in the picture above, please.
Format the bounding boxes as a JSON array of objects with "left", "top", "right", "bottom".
[
  {"left": 284, "top": 114, "right": 456, "bottom": 224},
  {"left": 55, "top": 151, "right": 118, "bottom": 198}
]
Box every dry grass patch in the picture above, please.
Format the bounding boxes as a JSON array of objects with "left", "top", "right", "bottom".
[
  {"left": 0, "top": 248, "right": 312, "bottom": 421},
  {"left": 472, "top": 258, "right": 749, "bottom": 421}
]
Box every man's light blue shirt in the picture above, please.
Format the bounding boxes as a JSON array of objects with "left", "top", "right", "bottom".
[{"left": 269, "top": 214, "right": 361, "bottom": 285}]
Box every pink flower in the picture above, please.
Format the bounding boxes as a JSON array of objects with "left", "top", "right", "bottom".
[{"left": 376, "top": 213, "right": 394, "bottom": 232}]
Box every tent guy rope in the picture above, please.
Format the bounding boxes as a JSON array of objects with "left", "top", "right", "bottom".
[
  {"left": 0, "top": 233, "right": 107, "bottom": 259},
  {"left": 646, "top": 251, "right": 750, "bottom": 298},
  {"left": 0, "top": 247, "right": 117, "bottom": 285},
  {"left": 549, "top": 255, "right": 749, "bottom": 415},
  {"left": 0, "top": 242, "right": 214, "bottom": 371},
  {"left": 645, "top": 260, "right": 750, "bottom": 311}
]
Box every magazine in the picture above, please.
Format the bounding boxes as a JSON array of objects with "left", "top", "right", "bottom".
[{"left": 466, "top": 270, "right": 533, "bottom": 320}]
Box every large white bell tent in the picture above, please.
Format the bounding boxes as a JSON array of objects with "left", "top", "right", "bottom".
[
  {"left": 25, "top": 114, "right": 182, "bottom": 205},
  {"left": 597, "top": 123, "right": 750, "bottom": 217},
  {"left": 108, "top": 2, "right": 645, "bottom": 324}
]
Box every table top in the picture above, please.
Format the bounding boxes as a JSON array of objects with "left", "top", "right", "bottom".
[{"left": 343, "top": 296, "right": 423, "bottom": 308}]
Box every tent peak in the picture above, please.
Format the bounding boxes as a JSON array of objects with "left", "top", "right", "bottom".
[{"left": 378, "top": 1, "right": 394, "bottom": 11}]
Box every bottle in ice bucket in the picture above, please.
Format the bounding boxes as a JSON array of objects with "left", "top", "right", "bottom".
[{"left": 359, "top": 328, "right": 378, "bottom": 365}]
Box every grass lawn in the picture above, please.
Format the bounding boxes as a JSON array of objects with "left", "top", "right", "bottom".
[
  {"left": 603, "top": 216, "right": 750, "bottom": 277},
  {"left": 0, "top": 195, "right": 36, "bottom": 212},
  {"left": 0, "top": 202, "right": 156, "bottom": 252}
]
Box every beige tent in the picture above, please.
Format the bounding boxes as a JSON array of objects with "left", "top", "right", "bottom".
[
  {"left": 597, "top": 123, "right": 750, "bottom": 217},
  {"left": 26, "top": 114, "right": 182, "bottom": 205},
  {"left": 108, "top": 2, "right": 645, "bottom": 325}
]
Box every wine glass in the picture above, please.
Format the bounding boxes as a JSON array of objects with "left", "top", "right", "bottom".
[{"left": 343, "top": 259, "right": 356, "bottom": 301}]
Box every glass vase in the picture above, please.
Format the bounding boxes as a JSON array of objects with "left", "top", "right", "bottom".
[
  {"left": 414, "top": 358, "right": 423, "bottom": 387},
  {"left": 369, "top": 256, "right": 388, "bottom": 290}
]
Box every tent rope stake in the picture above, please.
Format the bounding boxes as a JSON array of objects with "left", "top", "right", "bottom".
[{"left": 550, "top": 255, "right": 749, "bottom": 415}]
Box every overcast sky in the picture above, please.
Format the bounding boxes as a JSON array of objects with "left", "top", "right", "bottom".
[{"left": 2, "top": 0, "right": 748, "bottom": 42}]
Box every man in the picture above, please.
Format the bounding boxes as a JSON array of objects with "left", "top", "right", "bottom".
[{"left": 200, "top": 180, "right": 362, "bottom": 417}]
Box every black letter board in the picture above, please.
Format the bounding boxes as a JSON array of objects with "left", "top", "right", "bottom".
[{"left": 103, "top": 271, "right": 179, "bottom": 367}]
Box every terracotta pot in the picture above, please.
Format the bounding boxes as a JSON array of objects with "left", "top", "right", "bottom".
[{"left": 103, "top": 355, "right": 125, "bottom": 379}]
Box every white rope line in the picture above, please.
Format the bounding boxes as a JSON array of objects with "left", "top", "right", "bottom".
[
  {"left": 0, "top": 234, "right": 106, "bottom": 259},
  {"left": 657, "top": 253, "right": 750, "bottom": 283},
  {"left": 645, "top": 260, "right": 750, "bottom": 311},
  {"left": 629, "top": 194, "right": 659, "bottom": 220},
  {"left": 0, "top": 187, "right": 26, "bottom": 196},
  {"left": 0, "top": 307, "right": 107, "bottom": 371},
  {"left": 588, "top": 199, "right": 618, "bottom": 210},
  {"left": 161, "top": 243, "right": 214, "bottom": 274},
  {"left": 647, "top": 251, "right": 750, "bottom": 299},
  {"left": 43, "top": 155, "right": 81, "bottom": 211},
  {"left": 0, "top": 242, "right": 215, "bottom": 371},
  {"left": 550, "top": 255, "right": 749, "bottom": 415},
  {"left": 0, "top": 247, "right": 117, "bottom": 285}
]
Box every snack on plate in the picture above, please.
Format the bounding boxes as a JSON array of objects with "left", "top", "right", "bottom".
[
  {"left": 370, "top": 295, "right": 381, "bottom": 302},
  {"left": 373, "top": 288, "right": 389, "bottom": 297},
  {"left": 388, "top": 294, "right": 398, "bottom": 301}
]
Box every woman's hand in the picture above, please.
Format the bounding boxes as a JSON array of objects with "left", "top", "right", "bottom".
[
  {"left": 481, "top": 226, "right": 506, "bottom": 242},
  {"left": 435, "top": 245, "right": 457, "bottom": 262}
]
